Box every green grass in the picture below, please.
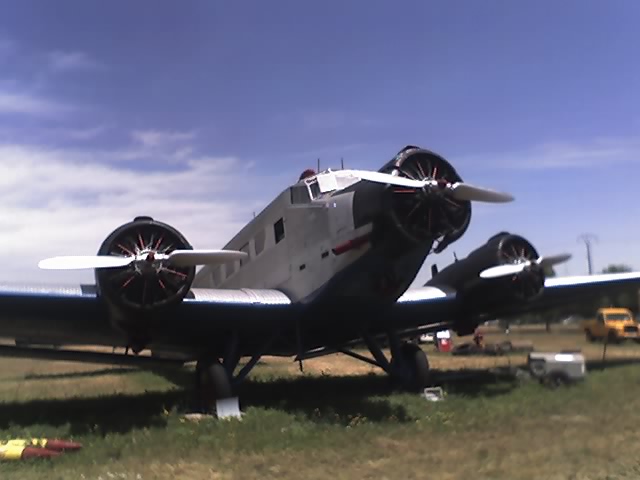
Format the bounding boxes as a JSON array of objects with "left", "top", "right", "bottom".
[{"left": 1, "top": 331, "right": 640, "bottom": 479}]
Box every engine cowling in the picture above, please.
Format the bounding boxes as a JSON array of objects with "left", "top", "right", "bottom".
[
  {"left": 379, "top": 146, "right": 472, "bottom": 253},
  {"left": 427, "top": 232, "right": 546, "bottom": 306},
  {"left": 492, "top": 233, "right": 545, "bottom": 302},
  {"left": 95, "top": 216, "right": 195, "bottom": 316},
  {"left": 429, "top": 232, "right": 547, "bottom": 336}
]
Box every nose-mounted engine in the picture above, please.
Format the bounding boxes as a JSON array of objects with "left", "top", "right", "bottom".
[{"left": 378, "top": 146, "right": 472, "bottom": 254}]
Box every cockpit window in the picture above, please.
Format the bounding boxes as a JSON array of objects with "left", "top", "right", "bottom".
[
  {"left": 308, "top": 180, "right": 321, "bottom": 199},
  {"left": 290, "top": 185, "right": 311, "bottom": 204}
]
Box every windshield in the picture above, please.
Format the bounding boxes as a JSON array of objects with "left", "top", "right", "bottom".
[{"left": 606, "top": 313, "right": 632, "bottom": 321}]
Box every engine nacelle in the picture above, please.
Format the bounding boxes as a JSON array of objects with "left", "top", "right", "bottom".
[
  {"left": 95, "top": 216, "right": 195, "bottom": 317},
  {"left": 378, "top": 146, "right": 472, "bottom": 253},
  {"left": 428, "top": 232, "right": 546, "bottom": 309}
]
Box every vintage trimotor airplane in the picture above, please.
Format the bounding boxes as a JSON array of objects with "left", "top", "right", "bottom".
[{"left": 1, "top": 145, "right": 639, "bottom": 411}]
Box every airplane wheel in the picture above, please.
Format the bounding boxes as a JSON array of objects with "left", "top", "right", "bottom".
[
  {"left": 395, "top": 342, "right": 431, "bottom": 391},
  {"left": 195, "top": 359, "right": 233, "bottom": 413}
]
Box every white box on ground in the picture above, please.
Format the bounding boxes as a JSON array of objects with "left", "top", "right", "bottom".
[
  {"left": 423, "top": 386, "right": 445, "bottom": 402},
  {"left": 527, "top": 351, "right": 586, "bottom": 384},
  {"left": 216, "top": 397, "right": 242, "bottom": 419}
]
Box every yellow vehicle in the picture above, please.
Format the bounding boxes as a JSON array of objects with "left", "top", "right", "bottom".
[{"left": 583, "top": 307, "right": 639, "bottom": 343}]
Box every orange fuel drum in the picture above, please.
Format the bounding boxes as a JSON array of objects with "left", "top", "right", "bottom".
[
  {"left": 0, "top": 444, "right": 60, "bottom": 460},
  {"left": 3, "top": 438, "right": 83, "bottom": 452}
]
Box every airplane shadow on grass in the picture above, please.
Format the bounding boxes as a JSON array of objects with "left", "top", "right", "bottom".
[
  {"left": 2, "top": 358, "right": 638, "bottom": 434},
  {"left": 0, "top": 365, "right": 528, "bottom": 434}
]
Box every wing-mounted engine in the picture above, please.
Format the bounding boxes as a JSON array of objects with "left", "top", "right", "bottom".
[
  {"left": 427, "top": 232, "right": 571, "bottom": 332},
  {"left": 426, "top": 232, "right": 571, "bottom": 335},
  {"left": 486, "top": 233, "right": 546, "bottom": 302},
  {"left": 95, "top": 216, "right": 196, "bottom": 314},
  {"left": 379, "top": 146, "right": 472, "bottom": 253},
  {"left": 37, "top": 216, "right": 248, "bottom": 352}
]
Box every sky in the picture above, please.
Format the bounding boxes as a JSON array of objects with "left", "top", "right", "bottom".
[{"left": 0, "top": 1, "right": 639, "bottom": 285}]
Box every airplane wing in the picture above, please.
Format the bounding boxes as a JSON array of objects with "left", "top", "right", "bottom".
[
  {"left": 0, "top": 283, "right": 297, "bottom": 356},
  {"left": 387, "top": 271, "right": 640, "bottom": 335},
  {"left": 499, "top": 272, "right": 640, "bottom": 318}
]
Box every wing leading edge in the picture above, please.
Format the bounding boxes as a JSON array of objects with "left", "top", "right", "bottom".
[
  {"left": 388, "top": 271, "right": 640, "bottom": 335},
  {"left": 0, "top": 283, "right": 296, "bottom": 350}
]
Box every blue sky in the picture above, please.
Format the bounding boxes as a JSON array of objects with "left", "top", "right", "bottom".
[{"left": 0, "top": 1, "right": 639, "bottom": 283}]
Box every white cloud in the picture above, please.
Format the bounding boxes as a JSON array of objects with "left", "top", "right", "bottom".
[
  {"left": 131, "top": 129, "right": 197, "bottom": 148},
  {"left": 0, "top": 91, "right": 70, "bottom": 117},
  {"left": 464, "top": 137, "right": 640, "bottom": 170},
  {"left": 0, "top": 141, "right": 284, "bottom": 284},
  {"left": 48, "top": 50, "right": 104, "bottom": 72}
]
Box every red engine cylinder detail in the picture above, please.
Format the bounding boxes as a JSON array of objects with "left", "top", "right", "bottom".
[
  {"left": 94, "top": 217, "right": 195, "bottom": 314},
  {"left": 495, "top": 235, "right": 545, "bottom": 301},
  {"left": 380, "top": 147, "right": 471, "bottom": 251}
]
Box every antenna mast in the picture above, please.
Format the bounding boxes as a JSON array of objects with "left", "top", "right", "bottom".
[{"left": 577, "top": 233, "right": 598, "bottom": 274}]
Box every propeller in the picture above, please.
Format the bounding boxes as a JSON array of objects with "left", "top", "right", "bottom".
[
  {"left": 343, "top": 169, "right": 514, "bottom": 203},
  {"left": 38, "top": 249, "right": 248, "bottom": 271},
  {"left": 479, "top": 253, "right": 572, "bottom": 279}
]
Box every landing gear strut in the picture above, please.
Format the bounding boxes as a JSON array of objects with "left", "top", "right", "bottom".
[
  {"left": 195, "top": 359, "right": 233, "bottom": 412},
  {"left": 359, "top": 329, "right": 432, "bottom": 391},
  {"left": 193, "top": 331, "right": 279, "bottom": 413},
  {"left": 391, "top": 342, "right": 431, "bottom": 391}
]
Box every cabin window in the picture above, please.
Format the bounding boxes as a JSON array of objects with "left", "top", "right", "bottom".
[
  {"left": 240, "top": 242, "right": 251, "bottom": 266},
  {"left": 254, "top": 229, "right": 266, "bottom": 255},
  {"left": 290, "top": 185, "right": 311, "bottom": 204},
  {"left": 274, "top": 218, "right": 285, "bottom": 244}
]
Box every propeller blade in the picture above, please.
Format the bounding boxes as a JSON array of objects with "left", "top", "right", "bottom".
[
  {"left": 345, "top": 169, "right": 428, "bottom": 189},
  {"left": 479, "top": 263, "right": 529, "bottom": 279},
  {"left": 480, "top": 253, "right": 572, "bottom": 279},
  {"left": 537, "top": 253, "right": 572, "bottom": 268},
  {"left": 449, "top": 183, "right": 514, "bottom": 203},
  {"left": 38, "top": 256, "right": 134, "bottom": 270},
  {"left": 343, "top": 169, "right": 514, "bottom": 203},
  {"left": 166, "top": 249, "right": 248, "bottom": 267}
]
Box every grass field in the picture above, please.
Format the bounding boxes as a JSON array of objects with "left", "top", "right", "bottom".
[{"left": 1, "top": 326, "right": 640, "bottom": 479}]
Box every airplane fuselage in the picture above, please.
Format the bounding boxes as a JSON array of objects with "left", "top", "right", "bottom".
[{"left": 193, "top": 174, "right": 430, "bottom": 307}]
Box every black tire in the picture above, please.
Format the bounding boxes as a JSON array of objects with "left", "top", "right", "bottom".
[
  {"left": 401, "top": 343, "right": 431, "bottom": 391},
  {"left": 585, "top": 330, "right": 595, "bottom": 343},
  {"left": 196, "top": 360, "right": 233, "bottom": 413},
  {"left": 544, "top": 371, "right": 570, "bottom": 389},
  {"left": 607, "top": 330, "right": 619, "bottom": 345}
]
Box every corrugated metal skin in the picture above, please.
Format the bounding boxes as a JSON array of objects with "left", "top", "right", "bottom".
[{"left": 188, "top": 288, "right": 291, "bottom": 305}]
